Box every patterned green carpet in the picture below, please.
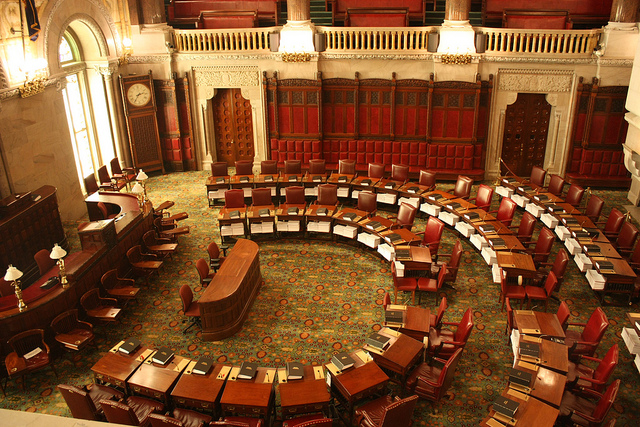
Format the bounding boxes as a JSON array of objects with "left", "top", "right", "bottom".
[{"left": 1, "top": 171, "right": 638, "bottom": 426}]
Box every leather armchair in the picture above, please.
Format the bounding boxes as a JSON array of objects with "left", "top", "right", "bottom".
[
  {"left": 565, "top": 307, "right": 609, "bottom": 358},
  {"left": 207, "top": 241, "right": 227, "bottom": 272},
  {"left": 368, "top": 162, "right": 386, "bottom": 179},
  {"left": 196, "top": 258, "right": 215, "bottom": 286},
  {"left": 50, "top": 309, "right": 95, "bottom": 352},
  {"left": 148, "top": 408, "right": 212, "bottom": 427},
  {"left": 34, "top": 248, "right": 55, "bottom": 276},
  {"left": 338, "top": 159, "right": 356, "bottom": 175},
  {"left": 211, "top": 161, "right": 229, "bottom": 178},
  {"left": 80, "top": 289, "right": 121, "bottom": 323},
  {"left": 613, "top": 221, "right": 638, "bottom": 255},
  {"left": 261, "top": 160, "right": 278, "bottom": 175},
  {"left": 431, "top": 240, "right": 462, "bottom": 285},
  {"left": 510, "top": 211, "right": 537, "bottom": 246},
  {"left": 565, "top": 184, "right": 585, "bottom": 207},
  {"left": 391, "top": 262, "right": 417, "bottom": 304},
  {"left": 598, "top": 208, "right": 625, "bottom": 240},
  {"left": 284, "top": 159, "right": 302, "bottom": 175},
  {"left": 428, "top": 308, "right": 473, "bottom": 358},
  {"left": 557, "top": 301, "right": 571, "bottom": 330},
  {"left": 557, "top": 379, "right": 620, "bottom": 427},
  {"left": 84, "top": 173, "right": 101, "bottom": 195},
  {"left": 567, "top": 344, "right": 618, "bottom": 393},
  {"left": 309, "top": 159, "right": 327, "bottom": 176},
  {"left": 317, "top": 184, "right": 338, "bottom": 206},
  {"left": 529, "top": 166, "right": 547, "bottom": 187},
  {"left": 468, "top": 184, "right": 493, "bottom": 211},
  {"left": 524, "top": 271, "right": 558, "bottom": 311},
  {"left": 58, "top": 383, "right": 123, "bottom": 421},
  {"left": 525, "top": 227, "right": 555, "bottom": 265},
  {"left": 389, "top": 202, "right": 417, "bottom": 231},
  {"left": 499, "top": 270, "right": 525, "bottom": 311},
  {"left": 390, "top": 164, "right": 409, "bottom": 183},
  {"left": 417, "top": 264, "right": 447, "bottom": 305},
  {"left": 5, "top": 329, "right": 57, "bottom": 389},
  {"left": 584, "top": 195, "right": 604, "bottom": 222},
  {"left": 235, "top": 160, "right": 253, "bottom": 175},
  {"left": 354, "top": 394, "right": 418, "bottom": 427},
  {"left": 100, "top": 396, "right": 164, "bottom": 426},
  {"left": 547, "top": 174, "right": 565, "bottom": 196},
  {"left": 225, "top": 189, "right": 247, "bottom": 209},
  {"left": 417, "top": 216, "right": 444, "bottom": 257},
  {"left": 357, "top": 191, "right": 377, "bottom": 217},
  {"left": 285, "top": 186, "right": 306, "bottom": 205},
  {"left": 489, "top": 197, "right": 517, "bottom": 227},
  {"left": 251, "top": 187, "right": 273, "bottom": 207},
  {"left": 533, "top": 248, "right": 569, "bottom": 291},
  {"left": 100, "top": 269, "right": 140, "bottom": 303},
  {"left": 453, "top": 175, "right": 473, "bottom": 199},
  {"left": 430, "top": 296, "right": 448, "bottom": 329},
  {"left": 418, "top": 170, "right": 436, "bottom": 190},
  {"left": 405, "top": 348, "right": 463, "bottom": 411},
  {"left": 110, "top": 157, "right": 136, "bottom": 186},
  {"left": 179, "top": 284, "right": 201, "bottom": 334},
  {"left": 98, "top": 165, "right": 125, "bottom": 191}
]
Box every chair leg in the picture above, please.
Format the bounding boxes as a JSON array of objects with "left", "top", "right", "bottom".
[
  {"left": 50, "top": 362, "right": 58, "bottom": 378},
  {"left": 394, "top": 289, "right": 398, "bottom": 304}
]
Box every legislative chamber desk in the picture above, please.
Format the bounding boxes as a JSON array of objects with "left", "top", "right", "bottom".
[
  {"left": 92, "top": 342, "right": 152, "bottom": 392},
  {"left": 127, "top": 353, "right": 190, "bottom": 404},
  {"left": 199, "top": 238, "right": 262, "bottom": 341},
  {"left": 278, "top": 365, "right": 331, "bottom": 418},
  {"left": 171, "top": 363, "right": 230, "bottom": 413},
  {"left": 220, "top": 366, "right": 275, "bottom": 419},
  {"left": 0, "top": 191, "right": 153, "bottom": 355}
]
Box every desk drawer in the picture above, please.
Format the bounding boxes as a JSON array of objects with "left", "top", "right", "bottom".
[
  {"left": 94, "top": 374, "right": 125, "bottom": 390},
  {"left": 223, "top": 403, "right": 268, "bottom": 416},
  {"left": 173, "top": 397, "right": 215, "bottom": 412},
  {"left": 283, "top": 402, "right": 328, "bottom": 416},
  {"left": 130, "top": 385, "right": 165, "bottom": 402}
]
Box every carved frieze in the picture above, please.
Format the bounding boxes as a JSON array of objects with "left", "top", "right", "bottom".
[
  {"left": 498, "top": 69, "right": 573, "bottom": 93},
  {"left": 193, "top": 66, "right": 260, "bottom": 88}
]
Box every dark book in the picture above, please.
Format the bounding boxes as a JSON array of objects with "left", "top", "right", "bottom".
[
  {"left": 385, "top": 182, "right": 396, "bottom": 189},
  {"left": 534, "top": 194, "right": 548, "bottom": 202},
  {"left": 152, "top": 346, "right": 174, "bottom": 365},
  {"left": 519, "top": 342, "right": 540, "bottom": 358},
  {"left": 479, "top": 224, "right": 496, "bottom": 234},
  {"left": 239, "top": 176, "right": 250, "bottom": 183},
  {"left": 338, "top": 176, "right": 348, "bottom": 183},
  {"left": 407, "top": 186, "right": 419, "bottom": 193},
  {"left": 312, "top": 176, "right": 323, "bottom": 182},
  {"left": 596, "top": 260, "right": 615, "bottom": 273},
  {"left": 502, "top": 177, "right": 519, "bottom": 184},
  {"left": 286, "top": 361, "right": 304, "bottom": 380},
  {"left": 288, "top": 175, "right": 298, "bottom": 182},
  {"left": 361, "top": 179, "right": 372, "bottom": 186},
  {"left": 464, "top": 212, "right": 480, "bottom": 221},
  {"left": 229, "top": 210, "right": 241, "bottom": 219},
  {"left": 238, "top": 361, "right": 259, "bottom": 380},
  {"left": 447, "top": 202, "right": 463, "bottom": 211},
  {"left": 572, "top": 230, "right": 591, "bottom": 239},
  {"left": 40, "top": 276, "right": 60, "bottom": 290},
  {"left": 366, "top": 221, "right": 382, "bottom": 230},
  {"left": 546, "top": 204, "right": 565, "bottom": 213},
  {"left": 489, "top": 238, "right": 507, "bottom": 249},
  {"left": 192, "top": 356, "right": 214, "bottom": 375},
  {"left": 258, "top": 208, "right": 270, "bottom": 217},
  {"left": 343, "top": 212, "right": 357, "bottom": 221},
  {"left": 518, "top": 185, "right": 534, "bottom": 193},
  {"left": 216, "top": 177, "right": 225, "bottom": 184},
  {"left": 385, "top": 309, "right": 404, "bottom": 323},
  {"left": 583, "top": 227, "right": 600, "bottom": 237},
  {"left": 583, "top": 244, "right": 601, "bottom": 254},
  {"left": 386, "top": 233, "right": 403, "bottom": 244},
  {"left": 118, "top": 338, "right": 141, "bottom": 355},
  {"left": 562, "top": 217, "right": 580, "bottom": 226},
  {"left": 317, "top": 207, "right": 328, "bottom": 216},
  {"left": 395, "top": 249, "right": 412, "bottom": 261},
  {"left": 428, "top": 193, "right": 444, "bottom": 201},
  {"left": 331, "top": 352, "right": 355, "bottom": 371},
  {"left": 264, "top": 175, "right": 274, "bottom": 182},
  {"left": 287, "top": 207, "right": 299, "bottom": 215},
  {"left": 493, "top": 397, "right": 519, "bottom": 418},
  {"left": 508, "top": 368, "right": 532, "bottom": 387},
  {"left": 366, "top": 333, "right": 391, "bottom": 350}
]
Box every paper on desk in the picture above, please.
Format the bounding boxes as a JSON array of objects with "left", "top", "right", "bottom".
[
  {"left": 363, "top": 345, "right": 384, "bottom": 355},
  {"left": 388, "top": 304, "right": 407, "bottom": 310},
  {"left": 110, "top": 340, "right": 125, "bottom": 353},
  {"left": 521, "top": 328, "right": 541, "bottom": 335},
  {"left": 263, "top": 368, "right": 277, "bottom": 384},
  {"left": 313, "top": 365, "right": 324, "bottom": 380},
  {"left": 144, "top": 350, "right": 157, "bottom": 364},
  {"left": 277, "top": 368, "right": 287, "bottom": 384},
  {"left": 521, "top": 335, "right": 542, "bottom": 344},
  {"left": 174, "top": 358, "right": 190, "bottom": 372},
  {"left": 325, "top": 362, "right": 340, "bottom": 377},
  {"left": 507, "top": 387, "right": 529, "bottom": 401},
  {"left": 184, "top": 360, "right": 197, "bottom": 374},
  {"left": 515, "top": 310, "right": 534, "bottom": 315},
  {"left": 517, "top": 360, "right": 539, "bottom": 371},
  {"left": 486, "top": 418, "right": 506, "bottom": 427},
  {"left": 139, "top": 349, "right": 154, "bottom": 362},
  {"left": 228, "top": 366, "right": 241, "bottom": 381},
  {"left": 217, "top": 365, "right": 231, "bottom": 380},
  {"left": 381, "top": 327, "right": 401, "bottom": 337},
  {"left": 355, "top": 349, "right": 372, "bottom": 363}
]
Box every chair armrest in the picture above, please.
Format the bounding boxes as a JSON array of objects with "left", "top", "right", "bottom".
[
  {"left": 579, "top": 355, "right": 602, "bottom": 364},
  {"left": 78, "top": 320, "right": 94, "bottom": 330},
  {"left": 441, "top": 321, "right": 460, "bottom": 327},
  {"left": 118, "top": 277, "right": 136, "bottom": 285},
  {"left": 361, "top": 411, "right": 378, "bottom": 427},
  {"left": 437, "top": 252, "right": 453, "bottom": 259},
  {"left": 416, "top": 375, "right": 440, "bottom": 388},
  {"left": 576, "top": 376, "right": 606, "bottom": 386},
  {"left": 566, "top": 322, "right": 587, "bottom": 327},
  {"left": 100, "top": 297, "right": 119, "bottom": 306},
  {"left": 202, "top": 277, "right": 213, "bottom": 285}
]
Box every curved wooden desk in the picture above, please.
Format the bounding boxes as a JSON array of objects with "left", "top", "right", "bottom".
[{"left": 199, "top": 238, "right": 262, "bottom": 341}]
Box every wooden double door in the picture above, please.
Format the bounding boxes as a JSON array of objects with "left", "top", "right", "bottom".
[
  {"left": 211, "top": 88, "right": 255, "bottom": 165},
  {"left": 501, "top": 93, "right": 551, "bottom": 178}
]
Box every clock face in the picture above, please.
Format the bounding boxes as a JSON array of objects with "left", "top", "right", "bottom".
[{"left": 127, "top": 83, "right": 151, "bottom": 107}]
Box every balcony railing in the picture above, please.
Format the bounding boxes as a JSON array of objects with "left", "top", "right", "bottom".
[
  {"left": 319, "top": 27, "right": 436, "bottom": 51},
  {"left": 480, "top": 28, "right": 602, "bottom": 56},
  {"left": 174, "top": 28, "right": 273, "bottom": 53}
]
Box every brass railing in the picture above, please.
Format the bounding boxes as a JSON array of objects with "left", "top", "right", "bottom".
[
  {"left": 174, "top": 28, "right": 273, "bottom": 52},
  {"left": 480, "top": 28, "right": 602, "bottom": 56}
]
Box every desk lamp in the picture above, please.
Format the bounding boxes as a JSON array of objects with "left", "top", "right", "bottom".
[
  {"left": 4, "top": 265, "right": 27, "bottom": 312},
  {"left": 136, "top": 169, "right": 148, "bottom": 201},
  {"left": 50, "top": 244, "right": 69, "bottom": 289},
  {"left": 132, "top": 182, "right": 144, "bottom": 208}
]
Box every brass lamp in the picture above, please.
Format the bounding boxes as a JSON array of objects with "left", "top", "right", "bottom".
[
  {"left": 50, "top": 244, "right": 69, "bottom": 289},
  {"left": 136, "top": 169, "right": 148, "bottom": 201},
  {"left": 4, "top": 265, "right": 27, "bottom": 312},
  {"left": 131, "top": 182, "right": 145, "bottom": 208}
]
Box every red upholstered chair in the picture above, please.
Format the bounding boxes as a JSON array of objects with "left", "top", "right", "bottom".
[
  {"left": 430, "top": 296, "right": 448, "bottom": 329},
  {"left": 524, "top": 270, "right": 558, "bottom": 311},
  {"left": 211, "top": 161, "right": 228, "bottom": 177},
  {"left": 390, "top": 202, "right": 417, "bottom": 231},
  {"left": 284, "top": 159, "right": 302, "bottom": 175},
  {"left": 598, "top": 208, "right": 625, "bottom": 240},
  {"left": 526, "top": 227, "right": 555, "bottom": 265},
  {"left": 196, "top": 258, "right": 215, "bottom": 287},
  {"left": 110, "top": 157, "right": 136, "bottom": 187},
  {"left": 5, "top": 329, "right": 57, "bottom": 389},
  {"left": 382, "top": 292, "right": 391, "bottom": 310},
  {"left": 97, "top": 202, "right": 117, "bottom": 220},
  {"left": 224, "top": 189, "right": 246, "bottom": 209},
  {"left": 427, "top": 307, "right": 473, "bottom": 358},
  {"left": 148, "top": 408, "right": 212, "bottom": 427},
  {"left": 629, "top": 242, "right": 640, "bottom": 271},
  {"left": 404, "top": 348, "right": 462, "bottom": 412},
  {"left": 34, "top": 248, "right": 56, "bottom": 276},
  {"left": 58, "top": 383, "right": 123, "bottom": 421},
  {"left": 368, "top": 162, "right": 386, "bottom": 179},
  {"left": 511, "top": 211, "right": 537, "bottom": 246},
  {"left": 547, "top": 174, "right": 565, "bottom": 196},
  {"left": 211, "top": 417, "right": 264, "bottom": 426},
  {"left": 418, "top": 216, "right": 445, "bottom": 257},
  {"left": 282, "top": 414, "right": 333, "bottom": 427},
  {"left": 338, "top": 159, "right": 356, "bottom": 175},
  {"left": 0, "top": 277, "right": 15, "bottom": 297},
  {"left": 235, "top": 160, "right": 253, "bottom": 175},
  {"left": 557, "top": 300, "right": 571, "bottom": 330},
  {"left": 557, "top": 379, "right": 620, "bottom": 427},
  {"left": 533, "top": 248, "right": 569, "bottom": 294},
  {"left": 179, "top": 284, "right": 201, "bottom": 333},
  {"left": 98, "top": 165, "right": 125, "bottom": 190},
  {"left": 584, "top": 195, "right": 604, "bottom": 222},
  {"left": 468, "top": 184, "right": 494, "bottom": 211},
  {"left": 453, "top": 175, "right": 473, "bottom": 199},
  {"left": 565, "top": 184, "right": 585, "bottom": 207},
  {"left": 505, "top": 297, "right": 514, "bottom": 342},
  {"left": 418, "top": 170, "right": 436, "bottom": 190},
  {"left": 207, "top": 241, "right": 227, "bottom": 272},
  {"left": 251, "top": 187, "right": 273, "bottom": 207},
  {"left": 417, "top": 264, "right": 447, "bottom": 305},
  {"left": 431, "top": 240, "right": 462, "bottom": 286},
  {"left": 309, "top": 159, "right": 327, "bottom": 176},
  {"left": 261, "top": 160, "right": 278, "bottom": 175},
  {"left": 100, "top": 269, "right": 140, "bottom": 303},
  {"left": 285, "top": 186, "right": 306, "bottom": 205},
  {"left": 529, "top": 166, "right": 547, "bottom": 187},
  {"left": 358, "top": 191, "right": 377, "bottom": 217},
  {"left": 317, "top": 184, "right": 338, "bottom": 206},
  {"left": 84, "top": 174, "right": 100, "bottom": 194},
  {"left": 499, "top": 270, "right": 525, "bottom": 311},
  {"left": 390, "top": 164, "right": 409, "bottom": 183},
  {"left": 565, "top": 307, "right": 609, "bottom": 358},
  {"left": 354, "top": 394, "right": 418, "bottom": 427},
  {"left": 613, "top": 221, "right": 639, "bottom": 255},
  {"left": 491, "top": 197, "right": 517, "bottom": 227},
  {"left": 391, "top": 262, "right": 417, "bottom": 304},
  {"left": 50, "top": 309, "right": 95, "bottom": 352},
  {"left": 80, "top": 288, "right": 121, "bottom": 323},
  {"left": 567, "top": 344, "right": 618, "bottom": 393},
  {"left": 100, "top": 396, "right": 164, "bottom": 426}
]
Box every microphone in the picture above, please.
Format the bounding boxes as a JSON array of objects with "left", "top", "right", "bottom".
[{"left": 509, "top": 244, "right": 517, "bottom": 254}]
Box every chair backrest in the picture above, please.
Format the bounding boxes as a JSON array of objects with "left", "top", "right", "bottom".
[
  {"left": 101, "top": 269, "right": 120, "bottom": 291},
  {"left": 474, "top": 184, "right": 494, "bottom": 211},
  {"left": 284, "top": 159, "right": 301, "bottom": 175},
  {"left": 616, "top": 221, "right": 639, "bottom": 250},
  {"left": 557, "top": 301, "right": 570, "bottom": 329},
  {"left": 207, "top": 242, "right": 222, "bottom": 260},
  {"left": 543, "top": 271, "right": 558, "bottom": 297},
  {"left": 529, "top": 166, "right": 546, "bottom": 187},
  {"left": 338, "top": 159, "right": 356, "bottom": 175},
  {"left": 110, "top": 158, "right": 124, "bottom": 176},
  {"left": 179, "top": 284, "right": 194, "bottom": 313},
  {"left": 496, "top": 197, "right": 517, "bottom": 227},
  {"left": 565, "top": 184, "right": 585, "bottom": 206},
  {"left": 224, "top": 189, "right": 245, "bottom": 209},
  {"left": 434, "top": 296, "right": 448, "bottom": 328},
  {"left": 630, "top": 242, "right": 640, "bottom": 265},
  {"left": 51, "top": 309, "right": 81, "bottom": 335},
  {"left": 8, "top": 328, "right": 46, "bottom": 358},
  {"left": 604, "top": 208, "right": 625, "bottom": 236},
  {"left": 58, "top": 384, "right": 98, "bottom": 420},
  {"left": 390, "top": 164, "right": 409, "bottom": 183},
  {"left": 34, "top": 248, "right": 55, "bottom": 276},
  {"left": 396, "top": 203, "right": 418, "bottom": 230},
  {"left": 517, "top": 212, "right": 537, "bottom": 242},
  {"left": 143, "top": 230, "right": 158, "bottom": 248},
  {"left": 211, "top": 162, "right": 228, "bottom": 177},
  {"left": 80, "top": 288, "right": 103, "bottom": 311},
  {"left": 547, "top": 174, "right": 565, "bottom": 196},
  {"left": 453, "top": 175, "right": 473, "bottom": 198},
  {"left": 593, "top": 344, "right": 618, "bottom": 385},
  {"left": 97, "top": 202, "right": 110, "bottom": 220},
  {"left": 97, "top": 165, "right": 111, "bottom": 185},
  {"left": 437, "top": 348, "right": 463, "bottom": 399},
  {"left": 585, "top": 195, "right": 604, "bottom": 222},
  {"left": 317, "top": 184, "right": 338, "bottom": 206},
  {"left": 261, "top": 160, "right": 278, "bottom": 174},
  {"left": 251, "top": 187, "right": 272, "bottom": 206},
  {"left": 368, "top": 162, "right": 385, "bottom": 179},
  {"left": 552, "top": 249, "right": 570, "bottom": 283},
  {"left": 378, "top": 394, "right": 419, "bottom": 427},
  {"left": 149, "top": 413, "right": 184, "bottom": 427},
  {"left": 454, "top": 308, "right": 474, "bottom": 344},
  {"left": 383, "top": 292, "right": 391, "bottom": 309},
  {"left": 235, "top": 160, "right": 253, "bottom": 175},
  {"left": 127, "top": 245, "right": 144, "bottom": 264},
  {"left": 447, "top": 240, "right": 463, "bottom": 282},
  {"left": 0, "top": 277, "right": 14, "bottom": 297},
  {"left": 591, "top": 380, "right": 620, "bottom": 422},
  {"left": 582, "top": 307, "right": 609, "bottom": 344},
  {"left": 196, "top": 258, "right": 210, "bottom": 283},
  {"left": 358, "top": 191, "right": 377, "bottom": 215},
  {"left": 437, "top": 264, "right": 448, "bottom": 289},
  {"left": 84, "top": 174, "right": 99, "bottom": 194},
  {"left": 100, "top": 399, "right": 139, "bottom": 425},
  {"left": 506, "top": 297, "right": 513, "bottom": 332},
  {"left": 309, "top": 159, "right": 326, "bottom": 175},
  {"left": 285, "top": 186, "right": 305, "bottom": 205},
  {"left": 533, "top": 227, "right": 555, "bottom": 263},
  {"left": 418, "top": 170, "right": 436, "bottom": 188},
  {"left": 422, "top": 216, "right": 444, "bottom": 255}
]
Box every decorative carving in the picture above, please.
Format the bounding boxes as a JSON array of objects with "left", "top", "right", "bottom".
[
  {"left": 396, "top": 79, "right": 430, "bottom": 88},
  {"left": 127, "top": 55, "right": 171, "bottom": 64},
  {"left": 498, "top": 69, "right": 573, "bottom": 93},
  {"left": 278, "top": 79, "right": 320, "bottom": 87},
  {"left": 323, "top": 78, "right": 357, "bottom": 86},
  {"left": 94, "top": 64, "right": 117, "bottom": 76},
  {"left": 193, "top": 66, "right": 260, "bottom": 88},
  {"left": 360, "top": 79, "right": 392, "bottom": 87}
]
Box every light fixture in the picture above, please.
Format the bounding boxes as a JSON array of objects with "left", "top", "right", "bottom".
[
  {"left": 4, "top": 265, "right": 27, "bottom": 312},
  {"left": 136, "top": 169, "right": 148, "bottom": 201},
  {"left": 19, "top": 58, "right": 48, "bottom": 98},
  {"left": 118, "top": 37, "right": 133, "bottom": 66},
  {"left": 50, "top": 244, "right": 69, "bottom": 289},
  {"left": 131, "top": 182, "right": 145, "bottom": 208}
]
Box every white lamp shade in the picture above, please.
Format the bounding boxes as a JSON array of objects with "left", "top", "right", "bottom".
[
  {"left": 136, "top": 170, "right": 148, "bottom": 181},
  {"left": 132, "top": 182, "right": 144, "bottom": 194},
  {"left": 4, "top": 265, "right": 23, "bottom": 281},
  {"left": 50, "top": 243, "right": 67, "bottom": 260}
]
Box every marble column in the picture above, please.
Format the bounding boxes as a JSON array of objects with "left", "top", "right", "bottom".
[
  {"left": 287, "top": 0, "right": 311, "bottom": 22},
  {"left": 610, "top": 0, "right": 638, "bottom": 22},
  {"left": 445, "top": 0, "right": 471, "bottom": 22}
]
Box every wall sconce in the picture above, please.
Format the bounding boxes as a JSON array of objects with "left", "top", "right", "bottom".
[
  {"left": 131, "top": 182, "right": 145, "bottom": 208},
  {"left": 19, "top": 58, "right": 48, "bottom": 98},
  {"left": 50, "top": 244, "right": 69, "bottom": 289},
  {"left": 282, "top": 52, "right": 311, "bottom": 63},
  {"left": 4, "top": 265, "right": 27, "bottom": 312},
  {"left": 118, "top": 37, "right": 133, "bottom": 66},
  {"left": 136, "top": 169, "right": 148, "bottom": 201}
]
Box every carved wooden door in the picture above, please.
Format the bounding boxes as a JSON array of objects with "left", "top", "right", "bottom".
[
  {"left": 501, "top": 93, "right": 551, "bottom": 177},
  {"left": 212, "top": 88, "right": 255, "bottom": 165}
]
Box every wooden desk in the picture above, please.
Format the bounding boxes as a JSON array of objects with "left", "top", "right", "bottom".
[
  {"left": 627, "top": 313, "right": 640, "bottom": 334},
  {"left": 582, "top": 242, "right": 623, "bottom": 259},
  {"left": 199, "top": 239, "right": 262, "bottom": 341},
  {"left": 220, "top": 366, "right": 275, "bottom": 419},
  {"left": 305, "top": 204, "right": 337, "bottom": 219},
  {"left": 396, "top": 182, "right": 430, "bottom": 197},
  {"left": 218, "top": 207, "right": 248, "bottom": 242},
  {"left": 516, "top": 336, "right": 569, "bottom": 374},
  {"left": 364, "top": 329, "right": 423, "bottom": 382},
  {"left": 246, "top": 205, "right": 276, "bottom": 237},
  {"left": 514, "top": 310, "right": 566, "bottom": 339},
  {"left": 351, "top": 176, "right": 381, "bottom": 190},
  {"left": 497, "top": 252, "right": 537, "bottom": 279},
  {"left": 472, "top": 220, "right": 511, "bottom": 236},
  {"left": 384, "top": 305, "right": 431, "bottom": 341},
  {"left": 359, "top": 215, "right": 393, "bottom": 233},
  {"left": 278, "top": 365, "right": 331, "bottom": 419},
  {"left": 171, "top": 362, "right": 230, "bottom": 414},
  {"left": 399, "top": 246, "right": 432, "bottom": 275},
  {"left": 91, "top": 343, "right": 151, "bottom": 392},
  {"left": 422, "top": 190, "right": 458, "bottom": 203},
  {"left": 488, "top": 388, "right": 559, "bottom": 427},
  {"left": 127, "top": 353, "right": 189, "bottom": 404},
  {"left": 488, "top": 235, "right": 527, "bottom": 252},
  {"left": 378, "top": 228, "right": 421, "bottom": 246},
  {"left": 333, "top": 207, "right": 367, "bottom": 224},
  {"left": 205, "top": 175, "right": 230, "bottom": 206},
  {"left": 276, "top": 204, "right": 307, "bottom": 234},
  {"left": 327, "top": 174, "right": 355, "bottom": 185},
  {"left": 512, "top": 364, "right": 567, "bottom": 408},
  {"left": 85, "top": 192, "right": 141, "bottom": 228}
]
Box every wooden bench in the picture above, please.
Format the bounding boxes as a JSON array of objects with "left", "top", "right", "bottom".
[
  {"left": 328, "top": 0, "right": 425, "bottom": 25},
  {"left": 168, "top": 0, "right": 279, "bottom": 28},
  {"left": 345, "top": 8, "right": 409, "bottom": 27},
  {"left": 197, "top": 10, "right": 258, "bottom": 29},
  {"left": 503, "top": 9, "right": 572, "bottom": 29}
]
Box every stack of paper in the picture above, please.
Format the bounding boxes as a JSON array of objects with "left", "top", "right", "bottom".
[
  {"left": 378, "top": 243, "right": 395, "bottom": 261},
  {"left": 635, "top": 354, "right": 640, "bottom": 373},
  {"left": 276, "top": 220, "right": 300, "bottom": 232},
  {"left": 574, "top": 253, "right": 593, "bottom": 272},
  {"left": 242, "top": 187, "right": 252, "bottom": 197},
  {"left": 540, "top": 213, "right": 559, "bottom": 228},
  {"left": 333, "top": 224, "right": 358, "bottom": 239},
  {"left": 420, "top": 203, "right": 441, "bottom": 217},
  {"left": 470, "top": 234, "right": 488, "bottom": 250},
  {"left": 525, "top": 203, "right": 545, "bottom": 218},
  {"left": 308, "top": 221, "right": 331, "bottom": 233},
  {"left": 496, "top": 186, "right": 514, "bottom": 198},
  {"left": 221, "top": 223, "right": 245, "bottom": 236},
  {"left": 305, "top": 187, "right": 319, "bottom": 196},
  {"left": 357, "top": 232, "right": 380, "bottom": 249},
  {"left": 351, "top": 190, "right": 361, "bottom": 199},
  {"left": 622, "top": 327, "right": 640, "bottom": 354},
  {"left": 481, "top": 247, "right": 497, "bottom": 265},
  {"left": 377, "top": 193, "right": 396, "bottom": 204},
  {"left": 510, "top": 194, "right": 528, "bottom": 208},
  {"left": 438, "top": 211, "right": 459, "bottom": 226},
  {"left": 208, "top": 189, "right": 225, "bottom": 200},
  {"left": 397, "top": 197, "right": 420, "bottom": 208},
  {"left": 455, "top": 221, "right": 476, "bottom": 238},
  {"left": 492, "top": 264, "right": 503, "bottom": 284},
  {"left": 565, "top": 238, "right": 583, "bottom": 255},
  {"left": 393, "top": 261, "right": 405, "bottom": 277},
  {"left": 337, "top": 188, "right": 349, "bottom": 197},
  {"left": 586, "top": 269, "right": 605, "bottom": 290},
  {"left": 251, "top": 222, "right": 274, "bottom": 234},
  {"left": 555, "top": 225, "right": 571, "bottom": 241}
]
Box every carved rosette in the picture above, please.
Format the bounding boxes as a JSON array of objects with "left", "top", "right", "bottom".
[
  {"left": 498, "top": 69, "right": 573, "bottom": 93},
  {"left": 193, "top": 66, "right": 260, "bottom": 88}
]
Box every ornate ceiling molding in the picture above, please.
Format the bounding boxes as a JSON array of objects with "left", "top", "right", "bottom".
[
  {"left": 193, "top": 65, "right": 261, "bottom": 88},
  {"left": 498, "top": 69, "right": 574, "bottom": 93}
]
